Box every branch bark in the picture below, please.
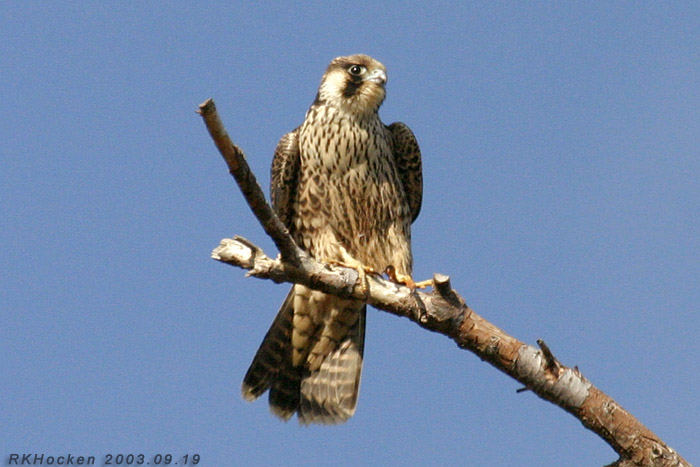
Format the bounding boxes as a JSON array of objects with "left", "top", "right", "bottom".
[{"left": 198, "top": 98, "right": 689, "bottom": 467}]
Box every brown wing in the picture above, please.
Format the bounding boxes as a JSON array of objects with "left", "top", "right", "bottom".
[
  {"left": 270, "top": 128, "right": 301, "bottom": 232},
  {"left": 387, "top": 122, "right": 423, "bottom": 223}
]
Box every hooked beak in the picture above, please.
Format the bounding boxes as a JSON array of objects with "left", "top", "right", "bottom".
[{"left": 364, "top": 68, "right": 387, "bottom": 85}]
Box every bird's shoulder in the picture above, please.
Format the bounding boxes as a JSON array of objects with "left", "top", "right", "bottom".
[
  {"left": 270, "top": 127, "right": 301, "bottom": 228},
  {"left": 386, "top": 121, "right": 423, "bottom": 222},
  {"left": 386, "top": 122, "right": 419, "bottom": 154}
]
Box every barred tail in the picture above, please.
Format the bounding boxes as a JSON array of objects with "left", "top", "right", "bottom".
[
  {"left": 299, "top": 305, "right": 365, "bottom": 425},
  {"left": 241, "top": 286, "right": 366, "bottom": 424},
  {"left": 241, "top": 289, "right": 298, "bottom": 409}
]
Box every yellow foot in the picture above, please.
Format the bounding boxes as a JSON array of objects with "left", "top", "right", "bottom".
[
  {"left": 385, "top": 266, "right": 434, "bottom": 290},
  {"left": 325, "top": 258, "right": 377, "bottom": 295}
]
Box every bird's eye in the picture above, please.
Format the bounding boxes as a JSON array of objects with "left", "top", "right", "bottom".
[{"left": 348, "top": 65, "right": 365, "bottom": 76}]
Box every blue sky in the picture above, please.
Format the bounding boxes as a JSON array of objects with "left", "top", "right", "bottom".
[{"left": 2, "top": 3, "right": 699, "bottom": 466}]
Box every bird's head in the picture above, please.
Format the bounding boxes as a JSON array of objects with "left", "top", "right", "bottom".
[{"left": 315, "top": 54, "right": 387, "bottom": 116}]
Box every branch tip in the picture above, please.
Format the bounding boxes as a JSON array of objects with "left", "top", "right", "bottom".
[
  {"left": 433, "top": 273, "right": 452, "bottom": 297},
  {"left": 198, "top": 98, "right": 215, "bottom": 115}
]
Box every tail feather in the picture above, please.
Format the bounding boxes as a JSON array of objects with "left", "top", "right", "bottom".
[
  {"left": 268, "top": 364, "right": 302, "bottom": 420},
  {"left": 241, "top": 289, "right": 295, "bottom": 401},
  {"left": 299, "top": 306, "right": 366, "bottom": 425},
  {"left": 241, "top": 287, "right": 366, "bottom": 425}
]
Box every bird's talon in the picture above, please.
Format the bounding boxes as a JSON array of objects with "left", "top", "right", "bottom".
[
  {"left": 385, "top": 266, "right": 433, "bottom": 291},
  {"left": 412, "top": 279, "right": 434, "bottom": 289},
  {"left": 324, "top": 258, "right": 376, "bottom": 295}
]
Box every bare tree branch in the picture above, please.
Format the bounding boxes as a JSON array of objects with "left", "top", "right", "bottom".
[
  {"left": 198, "top": 98, "right": 689, "bottom": 467},
  {"left": 197, "top": 99, "right": 300, "bottom": 266}
]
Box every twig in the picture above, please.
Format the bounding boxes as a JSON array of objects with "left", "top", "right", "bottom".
[
  {"left": 537, "top": 339, "right": 561, "bottom": 377},
  {"left": 200, "top": 99, "right": 689, "bottom": 467},
  {"left": 197, "top": 98, "right": 301, "bottom": 266}
]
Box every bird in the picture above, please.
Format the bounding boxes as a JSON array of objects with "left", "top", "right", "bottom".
[{"left": 241, "top": 54, "right": 423, "bottom": 424}]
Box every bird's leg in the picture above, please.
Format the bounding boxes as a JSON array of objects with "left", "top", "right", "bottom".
[
  {"left": 324, "top": 250, "right": 377, "bottom": 296},
  {"left": 385, "top": 265, "right": 434, "bottom": 290}
]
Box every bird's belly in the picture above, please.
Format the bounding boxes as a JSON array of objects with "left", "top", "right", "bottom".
[{"left": 295, "top": 158, "right": 411, "bottom": 274}]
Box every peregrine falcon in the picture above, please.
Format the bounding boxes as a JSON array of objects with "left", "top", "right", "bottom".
[{"left": 241, "top": 54, "right": 423, "bottom": 424}]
